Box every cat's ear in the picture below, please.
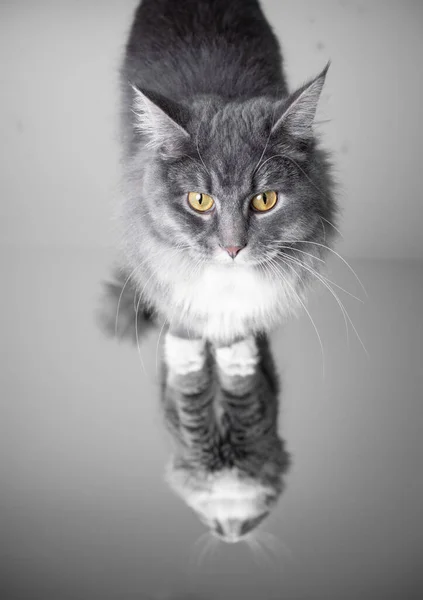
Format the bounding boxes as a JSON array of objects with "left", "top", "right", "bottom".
[
  {"left": 131, "top": 85, "right": 190, "bottom": 153},
  {"left": 271, "top": 63, "right": 330, "bottom": 139}
]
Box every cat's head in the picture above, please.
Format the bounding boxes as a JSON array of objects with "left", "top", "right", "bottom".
[
  {"left": 167, "top": 464, "right": 284, "bottom": 544},
  {"left": 122, "top": 65, "right": 336, "bottom": 275}
]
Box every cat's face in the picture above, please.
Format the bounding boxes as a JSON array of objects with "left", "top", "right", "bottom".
[
  {"left": 123, "top": 67, "right": 335, "bottom": 277},
  {"left": 167, "top": 467, "right": 279, "bottom": 544}
]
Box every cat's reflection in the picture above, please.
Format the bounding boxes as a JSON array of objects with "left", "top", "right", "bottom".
[
  {"left": 98, "top": 270, "right": 290, "bottom": 543},
  {"left": 160, "top": 332, "right": 290, "bottom": 544}
]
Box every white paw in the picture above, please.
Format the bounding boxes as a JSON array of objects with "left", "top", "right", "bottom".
[
  {"left": 163, "top": 332, "right": 207, "bottom": 375},
  {"left": 215, "top": 336, "right": 259, "bottom": 377}
]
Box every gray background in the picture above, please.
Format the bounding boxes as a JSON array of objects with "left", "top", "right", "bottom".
[{"left": 1, "top": 1, "right": 423, "bottom": 599}]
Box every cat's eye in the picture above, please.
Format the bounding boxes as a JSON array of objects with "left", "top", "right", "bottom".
[
  {"left": 187, "top": 192, "right": 214, "bottom": 212},
  {"left": 251, "top": 190, "right": 278, "bottom": 212}
]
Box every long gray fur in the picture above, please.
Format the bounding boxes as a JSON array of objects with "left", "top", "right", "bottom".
[
  {"left": 111, "top": 0, "right": 337, "bottom": 347},
  {"left": 97, "top": 0, "right": 337, "bottom": 543}
]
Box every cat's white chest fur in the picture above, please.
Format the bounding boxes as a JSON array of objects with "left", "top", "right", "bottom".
[{"left": 170, "top": 263, "right": 284, "bottom": 341}]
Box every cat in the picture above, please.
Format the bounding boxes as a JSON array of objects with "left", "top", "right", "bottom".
[
  {"left": 99, "top": 0, "right": 337, "bottom": 543},
  {"left": 116, "top": 0, "right": 337, "bottom": 348}
]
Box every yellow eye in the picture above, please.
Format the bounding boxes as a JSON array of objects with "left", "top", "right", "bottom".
[
  {"left": 187, "top": 192, "right": 215, "bottom": 212},
  {"left": 251, "top": 190, "right": 278, "bottom": 212}
]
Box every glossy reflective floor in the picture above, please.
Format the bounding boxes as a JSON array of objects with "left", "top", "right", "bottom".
[{"left": 2, "top": 248, "right": 423, "bottom": 600}]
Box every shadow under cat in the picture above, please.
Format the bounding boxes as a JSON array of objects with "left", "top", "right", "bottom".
[{"left": 97, "top": 269, "right": 290, "bottom": 544}]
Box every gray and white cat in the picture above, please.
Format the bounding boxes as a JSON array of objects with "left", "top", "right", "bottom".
[
  {"left": 117, "top": 0, "right": 337, "bottom": 348},
  {"left": 103, "top": 0, "right": 337, "bottom": 543}
]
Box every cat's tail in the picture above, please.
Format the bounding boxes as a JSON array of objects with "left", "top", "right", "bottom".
[{"left": 96, "top": 265, "right": 158, "bottom": 345}]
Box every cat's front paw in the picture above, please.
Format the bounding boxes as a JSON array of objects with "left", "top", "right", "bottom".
[
  {"left": 163, "top": 332, "right": 211, "bottom": 395},
  {"left": 213, "top": 336, "right": 260, "bottom": 395}
]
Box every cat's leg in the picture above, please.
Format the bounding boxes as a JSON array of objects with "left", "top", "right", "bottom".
[
  {"left": 214, "top": 334, "right": 288, "bottom": 475},
  {"left": 162, "top": 328, "right": 219, "bottom": 464},
  {"left": 163, "top": 326, "right": 211, "bottom": 395},
  {"left": 213, "top": 335, "right": 260, "bottom": 396}
]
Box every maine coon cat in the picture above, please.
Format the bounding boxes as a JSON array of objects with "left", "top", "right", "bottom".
[
  {"left": 117, "top": 0, "right": 337, "bottom": 348},
  {"left": 102, "top": 0, "right": 337, "bottom": 544}
]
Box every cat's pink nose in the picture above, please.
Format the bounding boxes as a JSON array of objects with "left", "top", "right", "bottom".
[{"left": 224, "top": 245, "right": 244, "bottom": 259}]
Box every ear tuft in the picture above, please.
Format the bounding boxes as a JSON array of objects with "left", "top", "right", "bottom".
[
  {"left": 131, "top": 85, "right": 190, "bottom": 152},
  {"left": 271, "top": 62, "right": 330, "bottom": 139}
]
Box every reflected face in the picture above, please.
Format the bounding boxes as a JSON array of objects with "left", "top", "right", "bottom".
[
  {"left": 168, "top": 467, "right": 278, "bottom": 544},
  {"left": 213, "top": 512, "right": 269, "bottom": 542}
]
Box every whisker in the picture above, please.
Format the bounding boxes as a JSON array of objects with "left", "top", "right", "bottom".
[
  {"left": 320, "top": 215, "right": 344, "bottom": 239},
  {"left": 319, "top": 216, "right": 326, "bottom": 242},
  {"left": 254, "top": 153, "right": 285, "bottom": 176},
  {"left": 187, "top": 531, "right": 209, "bottom": 575},
  {"left": 283, "top": 254, "right": 360, "bottom": 347},
  {"left": 262, "top": 239, "right": 364, "bottom": 303},
  {"left": 133, "top": 285, "right": 138, "bottom": 314},
  {"left": 135, "top": 292, "right": 148, "bottom": 378},
  {"left": 307, "top": 272, "right": 364, "bottom": 304},
  {"left": 193, "top": 531, "right": 210, "bottom": 550},
  {"left": 280, "top": 252, "right": 369, "bottom": 357},
  {"left": 245, "top": 536, "right": 262, "bottom": 566},
  {"left": 259, "top": 259, "right": 294, "bottom": 319},
  {"left": 340, "top": 305, "right": 369, "bottom": 356},
  {"left": 281, "top": 253, "right": 351, "bottom": 347},
  {"left": 282, "top": 240, "right": 368, "bottom": 298},
  {"left": 196, "top": 105, "right": 211, "bottom": 176},
  {"left": 261, "top": 258, "right": 300, "bottom": 324},
  {"left": 115, "top": 265, "right": 140, "bottom": 338},
  {"left": 196, "top": 533, "right": 216, "bottom": 567},
  {"left": 155, "top": 317, "right": 168, "bottom": 379},
  {"left": 266, "top": 256, "right": 326, "bottom": 378},
  {"left": 179, "top": 154, "right": 204, "bottom": 170},
  {"left": 247, "top": 535, "right": 275, "bottom": 570},
  {"left": 252, "top": 100, "right": 278, "bottom": 177},
  {"left": 209, "top": 535, "right": 220, "bottom": 560},
  {"left": 257, "top": 530, "right": 295, "bottom": 565},
  {"left": 277, "top": 245, "right": 325, "bottom": 265}
]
